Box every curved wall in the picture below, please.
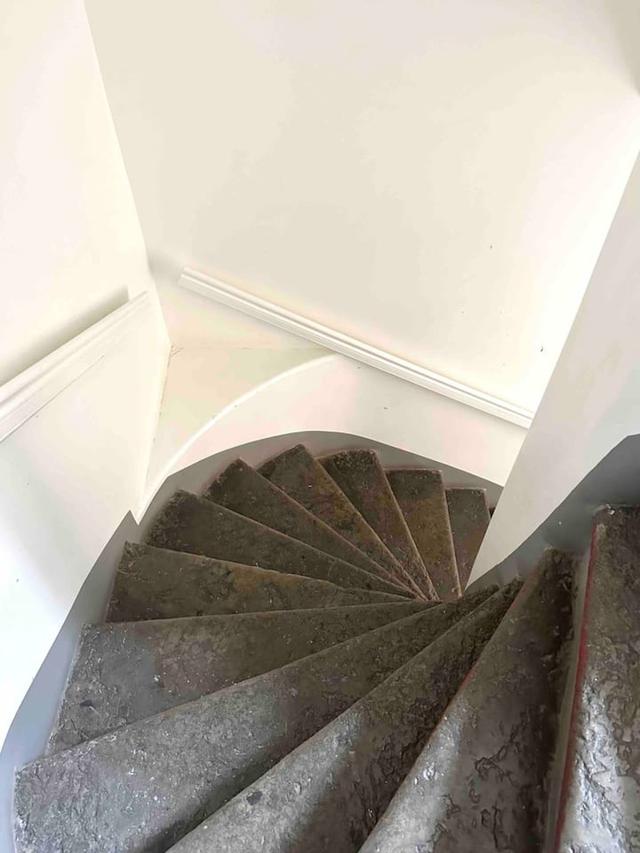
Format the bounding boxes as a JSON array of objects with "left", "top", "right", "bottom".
[{"left": 144, "top": 352, "right": 525, "bottom": 516}]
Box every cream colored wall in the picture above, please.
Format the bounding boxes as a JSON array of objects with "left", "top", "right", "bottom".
[
  {"left": 87, "top": 0, "right": 640, "bottom": 415},
  {"left": 0, "top": 0, "right": 169, "bottom": 749},
  {"left": 150, "top": 351, "right": 524, "bottom": 519},
  {"left": 147, "top": 282, "right": 324, "bottom": 494},
  {"left": 472, "top": 152, "right": 640, "bottom": 582},
  {"left": 0, "top": 0, "right": 156, "bottom": 384},
  {"left": 147, "top": 280, "right": 526, "bottom": 506}
]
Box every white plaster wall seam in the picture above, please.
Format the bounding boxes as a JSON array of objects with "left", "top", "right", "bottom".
[
  {"left": 179, "top": 269, "right": 534, "bottom": 427},
  {"left": 472, "top": 150, "right": 640, "bottom": 582}
]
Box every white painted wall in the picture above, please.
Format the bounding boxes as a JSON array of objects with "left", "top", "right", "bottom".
[
  {"left": 0, "top": 0, "right": 156, "bottom": 385},
  {"left": 147, "top": 277, "right": 325, "bottom": 493},
  {"left": 87, "top": 0, "right": 640, "bottom": 414},
  {"left": 146, "top": 352, "right": 524, "bottom": 522},
  {"left": 0, "top": 302, "right": 167, "bottom": 750},
  {"left": 472, "top": 152, "right": 640, "bottom": 582},
  {"left": 0, "top": 0, "right": 170, "bottom": 749}
]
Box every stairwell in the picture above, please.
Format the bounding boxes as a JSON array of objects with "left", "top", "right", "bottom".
[{"left": 11, "top": 442, "right": 635, "bottom": 851}]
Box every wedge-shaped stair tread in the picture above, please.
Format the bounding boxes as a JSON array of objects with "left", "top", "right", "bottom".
[
  {"left": 322, "top": 450, "right": 435, "bottom": 599},
  {"left": 49, "top": 601, "right": 430, "bottom": 753},
  {"left": 146, "top": 491, "right": 405, "bottom": 597},
  {"left": 387, "top": 468, "right": 460, "bottom": 601},
  {"left": 14, "top": 591, "right": 493, "bottom": 853},
  {"left": 363, "top": 550, "right": 574, "bottom": 853},
  {"left": 204, "top": 459, "right": 403, "bottom": 589},
  {"left": 108, "top": 544, "right": 406, "bottom": 623},
  {"left": 446, "top": 488, "right": 490, "bottom": 588},
  {"left": 259, "top": 445, "right": 409, "bottom": 585},
  {"left": 556, "top": 507, "right": 640, "bottom": 851},
  {"left": 170, "top": 583, "right": 520, "bottom": 853}
]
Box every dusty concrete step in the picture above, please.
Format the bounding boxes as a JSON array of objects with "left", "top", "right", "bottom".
[
  {"left": 321, "top": 450, "right": 436, "bottom": 599},
  {"left": 204, "top": 459, "right": 406, "bottom": 591},
  {"left": 363, "top": 550, "right": 574, "bottom": 853},
  {"left": 146, "top": 491, "right": 406, "bottom": 597},
  {"left": 387, "top": 468, "right": 460, "bottom": 601},
  {"left": 14, "top": 591, "right": 493, "bottom": 853},
  {"left": 445, "top": 487, "right": 490, "bottom": 588},
  {"left": 555, "top": 507, "right": 640, "bottom": 851},
  {"left": 259, "top": 445, "right": 411, "bottom": 589},
  {"left": 108, "top": 543, "right": 407, "bottom": 623},
  {"left": 49, "top": 601, "right": 430, "bottom": 753},
  {"left": 169, "top": 583, "right": 520, "bottom": 853}
]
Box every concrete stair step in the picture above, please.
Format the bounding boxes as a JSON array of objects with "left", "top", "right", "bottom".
[
  {"left": 555, "top": 507, "right": 640, "bottom": 851},
  {"left": 387, "top": 468, "right": 461, "bottom": 601},
  {"left": 107, "top": 543, "right": 407, "bottom": 623},
  {"left": 168, "top": 583, "right": 520, "bottom": 853},
  {"left": 445, "top": 487, "right": 491, "bottom": 589},
  {"left": 363, "top": 550, "right": 574, "bottom": 853},
  {"left": 48, "top": 601, "right": 431, "bottom": 753},
  {"left": 259, "top": 445, "right": 412, "bottom": 588},
  {"left": 321, "top": 450, "right": 435, "bottom": 600},
  {"left": 14, "top": 591, "right": 493, "bottom": 853},
  {"left": 204, "top": 459, "right": 407, "bottom": 591},
  {"left": 145, "top": 491, "right": 407, "bottom": 597}
]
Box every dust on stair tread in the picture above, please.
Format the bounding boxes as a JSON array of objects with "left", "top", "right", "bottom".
[
  {"left": 259, "top": 444, "right": 412, "bottom": 585},
  {"left": 204, "top": 458, "right": 404, "bottom": 588}
]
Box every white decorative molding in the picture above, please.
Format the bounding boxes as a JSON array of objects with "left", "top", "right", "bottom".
[
  {"left": 179, "top": 268, "right": 534, "bottom": 428},
  {"left": 0, "top": 292, "right": 153, "bottom": 442}
]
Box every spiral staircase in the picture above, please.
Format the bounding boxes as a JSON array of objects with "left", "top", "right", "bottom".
[{"left": 12, "top": 445, "right": 636, "bottom": 851}]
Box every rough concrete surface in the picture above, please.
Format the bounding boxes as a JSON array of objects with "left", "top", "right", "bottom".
[
  {"left": 363, "top": 550, "right": 574, "bottom": 853},
  {"left": 169, "top": 583, "right": 520, "bottom": 853},
  {"left": 107, "top": 543, "right": 406, "bottom": 623},
  {"left": 145, "top": 491, "right": 406, "bottom": 596},
  {"left": 15, "top": 594, "right": 492, "bottom": 853},
  {"left": 321, "top": 450, "right": 435, "bottom": 600},
  {"left": 445, "top": 488, "right": 491, "bottom": 588},
  {"left": 204, "top": 459, "right": 405, "bottom": 589},
  {"left": 259, "top": 445, "right": 410, "bottom": 585},
  {"left": 556, "top": 507, "right": 640, "bottom": 853},
  {"left": 387, "top": 468, "right": 461, "bottom": 601},
  {"left": 48, "top": 602, "right": 429, "bottom": 752}
]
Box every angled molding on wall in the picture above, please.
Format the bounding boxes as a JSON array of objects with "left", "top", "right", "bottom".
[
  {"left": 0, "top": 292, "right": 153, "bottom": 443},
  {"left": 179, "top": 268, "right": 534, "bottom": 429}
]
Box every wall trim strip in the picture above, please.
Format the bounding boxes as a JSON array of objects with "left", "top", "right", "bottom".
[
  {"left": 179, "top": 268, "right": 534, "bottom": 428},
  {"left": 0, "top": 293, "right": 152, "bottom": 442}
]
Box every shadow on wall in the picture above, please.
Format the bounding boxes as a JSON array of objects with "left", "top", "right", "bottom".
[{"left": 471, "top": 434, "right": 640, "bottom": 590}]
